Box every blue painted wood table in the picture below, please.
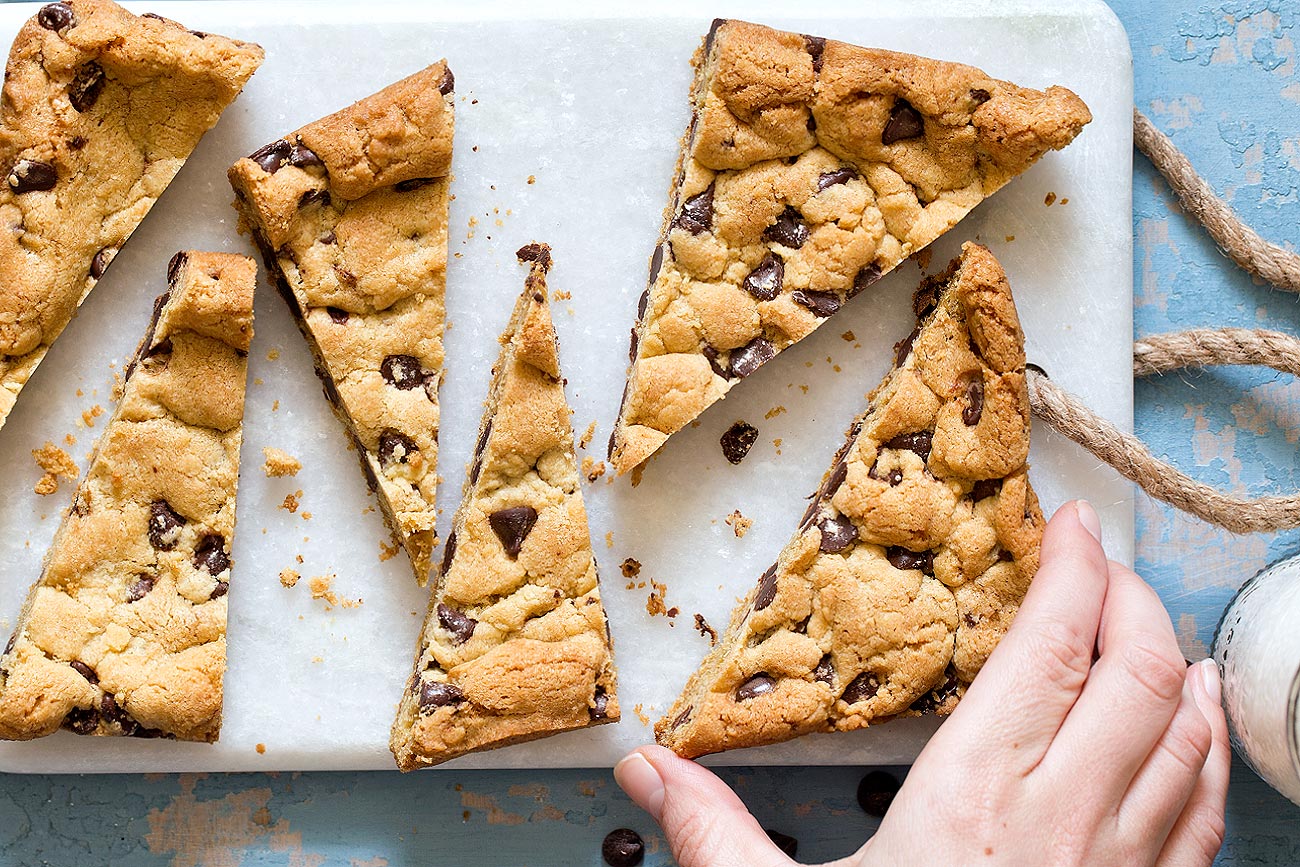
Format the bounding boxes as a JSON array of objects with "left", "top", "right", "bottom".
[{"left": 1, "top": 1, "right": 1298, "bottom": 864}]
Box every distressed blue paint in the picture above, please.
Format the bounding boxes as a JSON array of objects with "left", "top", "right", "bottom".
[{"left": 1, "top": 1, "right": 1299, "bottom": 864}]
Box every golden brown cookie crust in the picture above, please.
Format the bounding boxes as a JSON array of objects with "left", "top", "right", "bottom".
[
  {"left": 390, "top": 244, "right": 619, "bottom": 772},
  {"left": 609, "top": 18, "right": 1091, "bottom": 475},
  {"left": 0, "top": 251, "right": 255, "bottom": 743},
  {"left": 227, "top": 62, "right": 453, "bottom": 584},
  {"left": 655, "top": 242, "right": 1043, "bottom": 759},
  {"left": 0, "top": 0, "right": 263, "bottom": 432}
]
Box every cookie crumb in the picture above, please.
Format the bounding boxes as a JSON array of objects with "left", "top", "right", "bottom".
[
  {"left": 272, "top": 400, "right": 280, "bottom": 412},
  {"left": 81, "top": 405, "right": 104, "bottom": 427},
  {"left": 379, "top": 540, "right": 400, "bottom": 562},
  {"left": 1044, "top": 191, "right": 1056, "bottom": 206},
  {"left": 582, "top": 457, "right": 606, "bottom": 482},
  {"left": 64, "top": 433, "right": 76, "bottom": 446},
  {"left": 266, "top": 348, "right": 280, "bottom": 361},
  {"left": 912, "top": 248, "right": 932, "bottom": 271},
  {"left": 262, "top": 447, "right": 301, "bottom": 477},
  {"left": 281, "top": 490, "right": 303, "bottom": 514},
  {"left": 725, "top": 510, "right": 753, "bottom": 538},
  {"left": 579, "top": 420, "right": 597, "bottom": 450},
  {"left": 255, "top": 743, "right": 266, "bottom": 755},
  {"left": 694, "top": 613, "right": 718, "bottom": 645},
  {"left": 605, "top": 531, "right": 614, "bottom": 549},
  {"left": 764, "top": 406, "right": 786, "bottom": 420},
  {"left": 1059, "top": 197, "right": 1069, "bottom": 205},
  {"left": 32, "top": 442, "right": 78, "bottom": 495},
  {"left": 620, "top": 558, "right": 641, "bottom": 579},
  {"left": 841, "top": 330, "right": 856, "bottom": 342},
  {"left": 720, "top": 421, "right": 759, "bottom": 465},
  {"left": 1005, "top": 235, "right": 1016, "bottom": 243},
  {"left": 633, "top": 703, "right": 650, "bottom": 725},
  {"left": 554, "top": 290, "right": 572, "bottom": 300},
  {"left": 647, "top": 580, "right": 677, "bottom": 619},
  {"left": 630, "top": 464, "right": 645, "bottom": 488},
  {"left": 527, "top": 175, "right": 536, "bottom": 184},
  {"left": 279, "top": 569, "right": 300, "bottom": 588}
]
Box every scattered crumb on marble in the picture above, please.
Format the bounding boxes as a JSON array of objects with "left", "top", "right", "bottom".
[
  {"left": 266, "top": 348, "right": 280, "bottom": 361},
  {"left": 279, "top": 569, "right": 300, "bottom": 588},
  {"left": 1059, "top": 197, "right": 1069, "bottom": 205},
  {"left": 309, "top": 574, "right": 361, "bottom": 611},
  {"left": 253, "top": 377, "right": 263, "bottom": 386},
  {"left": 81, "top": 404, "right": 104, "bottom": 427},
  {"left": 255, "top": 743, "right": 266, "bottom": 755},
  {"left": 76, "top": 388, "right": 84, "bottom": 397},
  {"left": 725, "top": 510, "right": 752, "bottom": 538},
  {"left": 262, "top": 447, "right": 301, "bottom": 477},
  {"left": 64, "top": 432, "right": 76, "bottom": 446},
  {"left": 605, "top": 531, "right": 614, "bottom": 549},
  {"left": 621, "top": 558, "right": 641, "bottom": 579},
  {"left": 32, "top": 441, "right": 77, "bottom": 495},
  {"left": 1044, "top": 191, "right": 1057, "bottom": 206},
  {"left": 527, "top": 175, "right": 536, "bottom": 184},
  {"left": 633, "top": 703, "right": 650, "bottom": 725},
  {"left": 281, "top": 490, "right": 303, "bottom": 514},
  {"left": 272, "top": 400, "right": 280, "bottom": 412},
  {"left": 841, "top": 330, "right": 856, "bottom": 342},
  {"left": 301, "top": 511, "right": 312, "bottom": 521},
  {"left": 379, "top": 540, "right": 400, "bottom": 562},
  {"left": 694, "top": 613, "right": 718, "bottom": 645},
  {"left": 764, "top": 405, "right": 786, "bottom": 420},
  {"left": 647, "top": 580, "right": 678, "bottom": 619},
  {"left": 554, "top": 290, "right": 571, "bottom": 300},
  {"left": 296, "top": 554, "right": 304, "bottom": 564},
  {"left": 579, "top": 420, "right": 597, "bottom": 450},
  {"left": 1005, "top": 235, "right": 1016, "bottom": 242},
  {"left": 582, "top": 457, "right": 606, "bottom": 482}
]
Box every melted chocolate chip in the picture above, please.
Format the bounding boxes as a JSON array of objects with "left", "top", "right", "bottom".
[
  {"left": 720, "top": 421, "right": 759, "bottom": 465},
  {"left": 743, "top": 253, "right": 784, "bottom": 301},
  {"left": 886, "top": 546, "right": 934, "bottom": 576},
  {"left": 823, "top": 460, "right": 849, "bottom": 500},
  {"left": 395, "top": 177, "right": 436, "bottom": 193},
  {"left": 7, "top": 160, "right": 57, "bottom": 193},
  {"left": 70, "top": 660, "right": 97, "bottom": 683},
  {"left": 437, "top": 603, "right": 477, "bottom": 645},
  {"left": 894, "top": 324, "right": 921, "bottom": 366},
  {"left": 591, "top": 686, "right": 610, "bottom": 720},
  {"left": 628, "top": 327, "right": 639, "bottom": 363},
  {"left": 972, "top": 479, "right": 1001, "bottom": 501},
  {"left": 971, "top": 88, "right": 992, "bottom": 105},
  {"left": 702, "top": 344, "right": 731, "bottom": 380},
  {"left": 670, "top": 705, "right": 693, "bottom": 729},
  {"left": 167, "top": 251, "right": 188, "bottom": 286},
  {"left": 792, "top": 289, "right": 841, "bottom": 318},
  {"left": 762, "top": 206, "right": 810, "bottom": 249},
  {"left": 418, "top": 680, "right": 465, "bottom": 713},
  {"left": 753, "top": 564, "right": 778, "bottom": 611},
  {"left": 842, "top": 671, "right": 879, "bottom": 704},
  {"left": 730, "top": 337, "right": 775, "bottom": 379},
  {"left": 64, "top": 706, "right": 98, "bottom": 735},
  {"left": 489, "top": 506, "right": 538, "bottom": 558},
  {"left": 736, "top": 673, "right": 777, "bottom": 702},
  {"left": 817, "top": 166, "right": 858, "bottom": 191},
  {"left": 37, "top": 3, "right": 75, "bottom": 30},
  {"left": 440, "top": 531, "right": 457, "bottom": 575},
  {"left": 90, "top": 247, "right": 114, "bottom": 280},
  {"left": 814, "top": 654, "right": 835, "bottom": 685},
  {"left": 857, "top": 771, "right": 901, "bottom": 817},
  {"left": 249, "top": 139, "right": 291, "bottom": 174},
  {"left": 298, "top": 188, "right": 330, "bottom": 209},
  {"left": 3, "top": 634, "right": 14, "bottom": 656},
  {"left": 884, "top": 430, "right": 932, "bottom": 461},
  {"left": 438, "top": 66, "right": 455, "bottom": 95},
  {"left": 192, "top": 535, "right": 230, "bottom": 577},
  {"left": 882, "top": 99, "right": 925, "bottom": 145},
  {"left": 289, "top": 143, "right": 322, "bottom": 168},
  {"left": 850, "top": 264, "right": 883, "bottom": 298},
  {"left": 126, "top": 575, "right": 155, "bottom": 603},
  {"left": 601, "top": 828, "right": 645, "bottom": 867},
  {"left": 911, "top": 667, "right": 959, "bottom": 713},
  {"left": 766, "top": 830, "right": 799, "bottom": 859},
  {"left": 474, "top": 420, "right": 493, "bottom": 459},
  {"left": 647, "top": 245, "right": 665, "bottom": 287},
  {"left": 887, "top": 467, "right": 904, "bottom": 486},
  {"left": 963, "top": 378, "right": 985, "bottom": 426},
  {"left": 326, "top": 306, "right": 349, "bottom": 324},
  {"left": 817, "top": 515, "right": 858, "bottom": 553},
  {"left": 804, "top": 34, "right": 827, "bottom": 73},
  {"left": 148, "top": 500, "right": 185, "bottom": 550},
  {"left": 378, "top": 430, "right": 419, "bottom": 467},
  {"left": 672, "top": 185, "right": 714, "bottom": 235},
  {"left": 69, "top": 62, "right": 105, "bottom": 112},
  {"left": 99, "top": 693, "right": 124, "bottom": 726},
  {"left": 381, "top": 354, "right": 427, "bottom": 390}
]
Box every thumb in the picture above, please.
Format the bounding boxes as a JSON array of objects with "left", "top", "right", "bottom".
[{"left": 614, "top": 746, "right": 795, "bottom": 867}]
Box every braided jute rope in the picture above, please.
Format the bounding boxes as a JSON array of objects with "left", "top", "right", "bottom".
[{"left": 1134, "top": 110, "right": 1300, "bottom": 294}]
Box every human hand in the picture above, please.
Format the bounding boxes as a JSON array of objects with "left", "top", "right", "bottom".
[{"left": 613, "top": 501, "right": 1230, "bottom": 867}]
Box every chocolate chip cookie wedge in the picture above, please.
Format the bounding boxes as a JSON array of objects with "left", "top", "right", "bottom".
[
  {"left": 0, "top": 251, "right": 255, "bottom": 743},
  {"left": 391, "top": 244, "right": 619, "bottom": 772},
  {"left": 228, "top": 62, "right": 454, "bottom": 585},
  {"left": 656, "top": 242, "right": 1043, "bottom": 758},
  {"left": 609, "top": 18, "right": 1092, "bottom": 475},
  {"left": 0, "top": 0, "right": 263, "bottom": 433}
]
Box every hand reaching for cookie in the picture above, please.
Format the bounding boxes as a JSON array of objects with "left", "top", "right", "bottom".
[{"left": 614, "top": 501, "right": 1230, "bottom": 867}]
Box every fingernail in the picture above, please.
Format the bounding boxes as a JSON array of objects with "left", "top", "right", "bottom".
[
  {"left": 1075, "top": 500, "right": 1103, "bottom": 543},
  {"left": 1194, "top": 658, "right": 1222, "bottom": 706},
  {"left": 614, "top": 751, "right": 665, "bottom": 820}
]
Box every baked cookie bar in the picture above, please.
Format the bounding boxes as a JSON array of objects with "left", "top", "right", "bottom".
[
  {"left": 609, "top": 19, "right": 1091, "bottom": 475},
  {"left": 391, "top": 244, "right": 619, "bottom": 771},
  {"left": 0, "top": 251, "right": 255, "bottom": 742},
  {"left": 0, "top": 0, "right": 262, "bottom": 432},
  {"left": 228, "top": 62, "right": 454, "bottom": 584},
  {"left": 656, "top": 242, "right": 1042, "bottom": 758}
]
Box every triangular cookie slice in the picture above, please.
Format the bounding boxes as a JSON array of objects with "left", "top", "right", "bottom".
[
  {"left": 391, "top": 244, "right": 620, "bottom": 771},
  {"left": 609, "top": 18, "right": 1091, "bottom": 474},
  {"left": 656, "top": 242, "right": 1043, "bottom": 757},
  {"left": 0, "top": 0, "right": 263, "bottom": 431},
  {"left": 0, "top": 251, "right": 255, "bottom": 742},
  {"left": 228, "top": 62, "right": 454, "bottom": 584}
]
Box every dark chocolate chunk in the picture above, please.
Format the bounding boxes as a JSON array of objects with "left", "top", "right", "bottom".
[
  {"left": 804, "top": 33, "right": 827, "bottom": 72},
  {"left": 887, "top": 467, "right": 903, "bottom": 486},
  {"left": 167, "top": 250, "right": 188, "bottom": 286},
  {"left": 601, "top": 828, "right": 644, "bottom": 867},
  {"left": 884, "top": 430, "right": 932, "bottom": 461},
  {"left": 381, "top": 354, "right": 427, "bottom": 390},
  {"left": 753, "top": 564, "right": 778, "bottom": 611},
  {"left": 438, "top": 66, "right": 455, "bottom": 95},
  {"left": 298, "top": 188, "right": 330, "bottom": 209},
  {"left": 37, "top": 3, "right": 74, "bottom": 30},
  {"left": 971, "top": 88, "right": 992, "bottom": 105},
  {"left": 126, "top": 575, "right": 155, "bottom": 603},
  {"left": 3, "top": 634, "right": 14, "bottom": 656},
  {"left": 489, "top": 506, "right": 538, "bottom": 558},
  {"left": 193, "top": 535, "right": 230, "bottom": 576},
  {"left": 762, "top": 206, "right": 810, "bottom": 249},
  {"left": 857, "top": 771, "right": 901, "bottom": 817},
  {"left": 64, "top": 706, "right": 98, "bottom": 735},
  {"left": 720, "top": 421, "right": 759, "bottom": 465},
  {"left": 911, "top": 667, "right": 959, "bottom": 713},
  {"left": 842, "top": 671, "right": 879, "bottom": 704},
  {"left": 882, "top": 99, "right": 925, "bottom": 145},
  {"left": 637, "top": 287, "right": 651, "bottom": 320},
  {"left": 99, "top": 693, "right": 123, "bottom": 725},
  {"left": 7, "top": 159, "right": 57, "bottom": 193},
  {"left": 766, "top": 829, "right": 799, "bottom": 859},
  {"left": 792, "top": 289, "right": 841, "bottom": 318},
  {"left": 148, "top": 500, "right": 185, "bottom": 550},
  {"left": 671, "top": 705, "right": 693, "bottom": 729},
  {"left": 886, "top": 546, "right": 934, "bottom": 576},
  {"left": 850, "top": 264, "right": 883, "bottom": 298},
  {"left": 823, "top": 460, "right": 849, "bottom": 500},
  {"left": 326, "top": 306, "right": 349, "bottom": 325},
  {"left": 817, "top": 515, "right": 858, "bottom": 553},
  {"left": 418, "top": 680, "right": 465, "bottom": 713},
  {"left": 320, "top": 230, "right": 337, "bottom": 245},
  {"left": 437, "top": 603, "right": 477, "bottom": 645},
  {"left": 894, "top": 324, "right": 920, "bottom": 366},
  {"left": 90, "top": 247, "right": 114, "bottom": 280},
  {"left": 736, "top": 673, "right": 776, "bottom": 702},
  {"left": 249, "top": 139, "right": 291, "bottom": 174},
  {"left": 963, "top": 378, "right": 985, "bottom": 426},
  {"left": 209, "top": 581, "right": 229, "bottom": 600},
  {"left": 647, "top": 244, "right": 665, "bottom": 287},
  {"left": 702, "top": 344, "right": 731, "bottom": 380},
  {"left": 289, "top": 143, "right": 322, "bottom": 168},
  {"left": 730, "top": 337, "right": 775, "bottom": 379},
  {"left": 628, "top": 327, "right": 639, "bottom": 362},
  {"left": 395, "top": 177, "right": 436, "bottom": 193},
  {"left": 378, "top": 430, "right": 418, "bottom": 467},
  {"left": 70, "top": 660, "right": 97, "bottom": 684},
  {"left": 743, "top": 253, "right": 784, "bottom": 301},
  {"left": 672, "top": 185, "right": 714, "bottom": 235},
  {"left": 68, "top": 135, "right": 87, "bottom": 150},
  {"left": 474, "top": 420, "right": 493, "bottom": 458},
  {"left": 516, "top": 242, "right": 551, "bottom": 267},
  {"left": 69, "top": 62, "right": 105, "bottom": 112},
  {"left": 440, "top": 531, "right": 457, "bottom": 575},
  {"left": 817, "top": 166, "right": 858, "bottom": 191},
  {"left": 813, "top": 654, "right": 834, "bottom": 685},
  {"left": 972, "top": 479, "right": 1001, "bottom": 501},
  {"left": 591, "top": 686, "right": 610, "bottom": 720}
]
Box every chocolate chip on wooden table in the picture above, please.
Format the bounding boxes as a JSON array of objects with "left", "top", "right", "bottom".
[
  {"left": 126, "top": 575, "right": 155, "bottom": 603},
  {"left": 672, "top": 184, "right": 714, "bottom": 235},
  {"left": 418, "top": 680, "right": 464, "bottom": 713},
  {"left": 762, "top": 206, "right": 810, "bottom": 248},
  {"left": 437, "top": 603, "right": 477, "bottom": 645},
  {"left": 69, "top": 62, "right": 106, "bottom": 112},
  {"left": 7, "top": 159, "right": 57, "bottom": 193},
  {"left": 730, "top": 337, "right": 775, "bottom": 378},
  {"left": 792, "top": 289, "right": 841, "bottom": 318},
  {"left": 817, "top": 166, "right": 858, "bottom": 191},
  {"left": 381, "top": 354, "right": 427, "bottom": 390},
  {"left": 766, "top": 829, "right": 799, "bottom": 858},
  {"left": 719, "top": 421, "right": 759, "bottom": 465},
  {"left": 378, "top": 430, "right": 419, "bottom": 467},
  {"left": 489, "top": 506, "right": 538, "bottom": 558},
  {"left": 886, "top": 546, "right": 934, "bottom": 576},
  {"left": 743, "top": 252, "right": 784, "bottom": 301},
  {"left": 249, "top": 139, "right": 291, "bottom": 174},
  {"left": 857, "top": 770, "right": 901, "bottom": 817},
  {"left": 148, "top": 500, "right": 185, "bottom": 550},
  {"left": 736, "top": 673, "right": 776, "bottom": 701},
  {"left": 753, "top": 564, "right": 779, "bottom": 611},
  {"left": 882, "top": 99, "right": 925, "bottom": 145},
  {"left": 37, "top": 2, "right": 74, "bottom": 30},
  {"left": 601, "top": 828, "right": 645, "bottom": 867},
  {"left": 193, "top": 534, "right": 230, "bottom": 575},
  {"left": 817, "top": 515, "right": 858, "bottom": 553},
  {"left": 842, "top": 671, "right": 879, "bottom": 703}
]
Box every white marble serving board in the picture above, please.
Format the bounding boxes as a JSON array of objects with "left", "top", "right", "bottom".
[{"left": 0, "top": 0, "right": 1133, "bottom": 772}]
